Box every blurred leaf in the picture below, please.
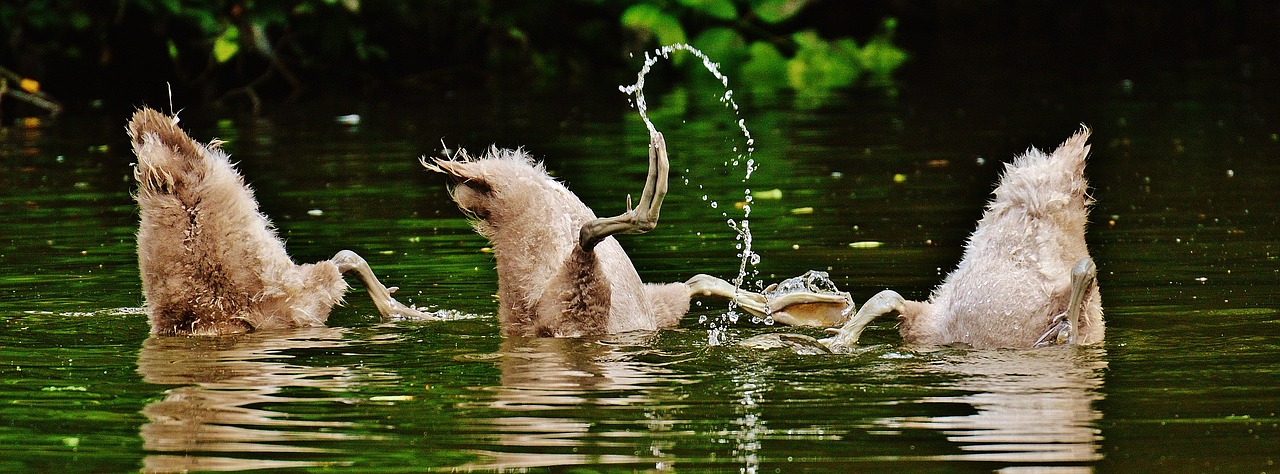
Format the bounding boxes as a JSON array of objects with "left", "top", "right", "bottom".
[
  {"left": 751, "top": 0, "right": 809, "bottom": 23},
  {"left": 787, "top": 30, "right": 861, "bottom": 92},
  {"left": 19, "top": 78, "right": 40, "bottom": 94},
  {"left": 351, "top": 28, "right": 387, "bottom": 61},
  {"left": 69, "top": 11, "right": 91, "bottom": 30},
  {"left": 622, "top": 4, "right": 687, "bottom": 46},
  {"left": 159, "top": 0, "right": 182, "bottom": 14},
  {"left": 166, "top": 40, "right": 178, "bottom": 59},
  {"left": 622, "top": 3, "right": 688, "bottom": 65},
  {"left": 692, "top": 27, "right": 746, "bottom": 69},
  {"left": 857, "top": 37, "right": 908, "bottom": 78},
  {"left": 251, "top": 4, "right": 289, "bottom": 26},
  {"left": 622, "top": 4, "right": 664, "bottom": 32},
  {"left": 213, "top": 25, "right": 240, "bottom": 63},
  {"left": 182, "top": 9, "right": 220, "bottom": 35},
  {"left": 679, "top": 0, "right": 738, "bottom": 21},
  {"left": 739, "top": 41, "right": 788, "bottom": 93},
  {"left": 857, "top": 18, "right": 908, "bottom": 81}
]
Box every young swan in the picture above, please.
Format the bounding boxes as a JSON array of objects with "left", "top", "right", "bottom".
[
  {"left": 130, "top": 107, "right": 431, "bottom": 336},
  {"left": 427, "top": 133, "right": 758, "bottom": 337},
  {"left": 824, "top": 127, "right": 1104, "bottom": 351}
]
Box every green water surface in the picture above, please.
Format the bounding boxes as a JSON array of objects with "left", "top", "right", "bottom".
[{"left": 2, "top": 63, "right": 1278, "bottom": 472}]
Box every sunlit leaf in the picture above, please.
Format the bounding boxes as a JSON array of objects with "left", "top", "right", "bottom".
[
  {"left": 787, "top": 30, "right": 861, "bottom": 92},
  {"left": 752, "top": 0, "right": 809, "bottom": 23},
  {"left": 656, "top": 17, "right": 688, "bottom": 52},
  {"left": 622, "top": 4, "right": 687, "bottom": 63},
  {"left": 622, "top": 4, "right": 687, "bottom": 45},
  {"left": 857, "top": 18, "right": 908, "bottom": 81},
  {"left": 18, "top": 78, "right": 40, "bottom": 94},
  {"left": 622, "top": 4, "right": 664, "bottom": 31},
  {"left": 857, "top": 36, "right": 908, "bottom": 78},
  {"left": 791, "top": 29, "right": 822, "bottom": 49},
  {"left": 212, "top": 25, "right": 240, "bottom": 63}
]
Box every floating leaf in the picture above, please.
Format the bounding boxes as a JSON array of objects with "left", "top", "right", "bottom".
[
  {"left": 19, "top": 78, "right": 40, "bottom": 94},
  {"left": 754, "top": 188, "right": 783, "bottom": 199},
  {"left": 848, "top": 241, "right": 884, "bottom": 249},
  {"left": 42, "top": 386, "right": 88, "bottom": 391}
]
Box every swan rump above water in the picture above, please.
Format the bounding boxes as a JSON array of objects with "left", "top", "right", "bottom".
[
  {"left": 426, "top": 133, "right": 762, "bottom": 337},
  {"left": 824, "top": 127, "right": 1104, "bottom": 350},
  {"left": 130, "top": 107, "right": 430, "bottom": 336}
]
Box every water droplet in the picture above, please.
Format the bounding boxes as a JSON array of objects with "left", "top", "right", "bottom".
[{"left": 622, "top": 43, "right": 762, "bottom": 323}]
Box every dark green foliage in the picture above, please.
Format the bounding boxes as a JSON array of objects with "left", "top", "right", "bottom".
[
  {"left": 619, "top": 1, "right": 907, "bottom": 103},
  {"left": 0, "top": 0, "right": 906, "bottom": 110}
]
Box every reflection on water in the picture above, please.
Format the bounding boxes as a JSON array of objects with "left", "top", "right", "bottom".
[
  {"left": 135, "top": 327, "right": 396, "bottom": 472},
  {"left": 880, "top": 346, "right": 1107, "bottom": 468},
  {"left": 725, "top": 361, "right": 771, "bottom": 474},
  {"left": 461, "top": 334, "right": 689, "bottom": 470}
]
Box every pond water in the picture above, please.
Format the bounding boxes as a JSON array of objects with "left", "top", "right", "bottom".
[{"left": 2, "top": 58, "right": 1279, "bottom": 472}]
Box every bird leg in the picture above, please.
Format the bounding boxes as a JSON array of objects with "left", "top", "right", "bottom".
[
  {"left": 1066, "top": 257, "right": 1097, "bottom": 344},
  {"left": 684, "top": 273, "right": 770, "bottom": 318},
  {"left": 819, "top": 289, "right": 905, "bottom": 352},
  {"left": 1034, "top": 257, "right": 1097, "bottom": 347},
  {"left": 579, "top": 132, "right": 669, "bottom": 251},
  {"left": 331, "top": 250, "right": 436, "bottom": 320}
]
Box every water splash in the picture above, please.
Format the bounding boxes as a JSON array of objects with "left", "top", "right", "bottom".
[{"left": 621, "top": 43, "right": 760, "bottom": 346}]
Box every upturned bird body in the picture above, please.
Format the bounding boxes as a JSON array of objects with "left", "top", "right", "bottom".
[
  {"left": 427, "top": 145, "right": 689, "bottom": 337},
  {"left": 131, "top": 107, "right": 427, "bottom": 336},
  {"left": 824, "top": 128, "right": 1103, "bottom": 350}
]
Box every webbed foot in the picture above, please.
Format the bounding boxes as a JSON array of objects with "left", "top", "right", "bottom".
[
  {"left": 332, "top": 250, "right": 437, "bottom": 320},
  {"left": 579, "top": 132, "right": 669, "bottom": 250},
  {"left": 819, "top": 289, "right": 905, "bottom": 352},
  {"left": 685, "top": 273, "right": 769, "bottom": 318},
  {"left": 1034, "top": 257, "right": 1097, "bottom": 347}
]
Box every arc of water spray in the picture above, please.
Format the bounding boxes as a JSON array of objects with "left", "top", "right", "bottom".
[{"left": 620, "top": 44, "right": 764, "bottom": 343}]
